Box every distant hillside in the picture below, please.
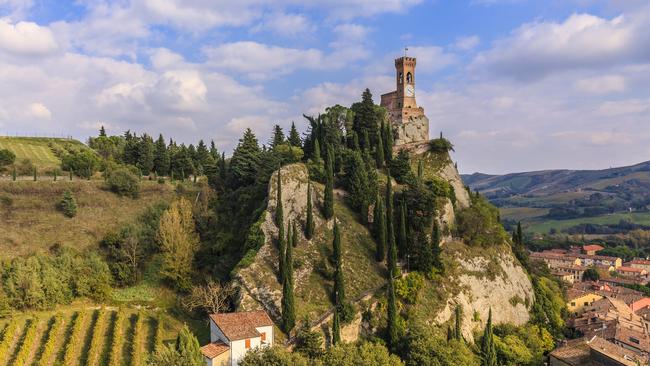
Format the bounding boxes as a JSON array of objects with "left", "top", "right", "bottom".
[
  {"left": 463, "top": 161, "right": 650, "bottom": 233},
  {"left": 0, "top": 136, "right": 89, "bottom": 171}
]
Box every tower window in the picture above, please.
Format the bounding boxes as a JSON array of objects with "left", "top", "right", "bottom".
[
  {"left": 406, "top": 72, "right": 413, "bottom": 84},
  {"left": 398, "top": 72, "right": 403, "bottom": 84}
]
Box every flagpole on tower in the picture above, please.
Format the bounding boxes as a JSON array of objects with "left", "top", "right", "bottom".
[{"left": 404, "top": 47, "right": 408, "bottom": 58}]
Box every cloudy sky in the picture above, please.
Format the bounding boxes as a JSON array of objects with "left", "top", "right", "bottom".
[{"left": 0, "top": 0, "right": 649, "bottom": 174}]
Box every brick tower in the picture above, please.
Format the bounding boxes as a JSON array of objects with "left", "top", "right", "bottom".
[{"left": 380, "top": 56, "right": 429, "bottom": 146}]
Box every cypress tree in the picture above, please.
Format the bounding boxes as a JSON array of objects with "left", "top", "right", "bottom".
[
  {"left": 384, "top": 122, "right": 393, "bottom": 163},
  {"left": 447, "top": 325, "right": 453, "bottom": 342},
  {"left": 454, "top": 305, "right": 462, "bottom": 341},
  {"left": 53, "top": 169, "right": 57, "bottom": 181},
  {"left": 333, "top": 221, "right": 346, "bottom": 310},
  {"left": 374, "top": 194, "right": 386, "bottom": 262},
  {"left": 313, "top": 138, "right": 321, "bottom": 161},
  {"left": 352, "top": 132, "right": 360, "bottom": 151},
  {"left": 417, "top": 160, "right": 424, "bottom": 180},
  {"left": 362, "top": 129, "right": 371, "bottom": 153},
  {"left": 282, "top": 222, "right": 296, "bottom": 333},
  {"left": 276, "top": 168, "right": 283, "bottom": 226},
  {"left": 175, "top": 325, "right": 203, "bottom": 366},
  {"left": 69, "top": 169, "right": 73, "bottom": 181},
  {"left": 292, "top": 220, "right": 298, "bottom": 248},
  {"left": 12, "top": 166, "right": 16, "bottom": 181},
  {"left": 480, "top": 309, "right": 497, "bottom": 366},
  {"left": 397, "top": 200, "right": 407, "bottom": 259},
  {"left": 323, "top": 146, "right": 334, "bottom": 219},
  {"left": 386, "top": 170, "right": 398, "bottom": 278},
  {"left": 432, "top": 221, "right": 442, "bottom": 269},
  {"left": 277, "top": 169, "right": 286, "bottom": 282},
  {"left": 33, "top": 167, "right": 37, "bottom": 181},
  {"left": 387, "top": 276, "right": 398, "bottom": 349},
  {"left": 516, "top": 222, "right": 523, "bottom": 245},
  {"left": 305, "top": 181, "right": 314, "bottom": 239},
  {"left": 376, "top": 130, "right": 385, "bottom": 168},
  {"left": 332, "top": 306, "right": 341, "bottom": 346}
]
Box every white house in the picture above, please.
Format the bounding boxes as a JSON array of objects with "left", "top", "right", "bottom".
[{"left": 200, "top": 310, "right": 274, "bottom": 366}]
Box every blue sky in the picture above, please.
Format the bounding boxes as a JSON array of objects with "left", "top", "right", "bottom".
[{"left": 0, "top": 0, "right": 649, "bottom": 174}]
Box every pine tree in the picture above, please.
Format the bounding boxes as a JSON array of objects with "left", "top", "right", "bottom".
[
  {"left": 332, "top": 306, "right": 341, "bottom": 346},
  {"left": 175, "top": 325, "right": 203, "bottom": 366},
  {"left": 373, "top": 194, "right": 386, "bottom": 262},
  {"left": 480, "top": 309, "right": 497, "bottom": 366},
  {"left": 271, "top": 124, "right": 285, "bottom": 148},
  {"left": 397, "top": 200, "right": 407, "bottom": 259},
  {"left": 282, "top": 222, "right": 296, "bottom": 333},
  {"left": 59, "top": 190, "right": 77, "bottom": 218},
  {"left": 386, "top": 170, "right": 398, "bottom": 278},
  {"left": 333, "top": 221, "right": 346, "bottom": 311},
  {"left": 99, "top": 125, "right": 107, "bottom": 137},
  {"left": 387, "top": 276, "right": 398, "bottom": 349},
  {"left": 288, "top": 122, "right": 302, "bottom": 147},
  {"left": 229, "top": 128, "right": 261, "bottom": 186},
  {"left": 305, "top": 181, "right": 314, "bottom": 240},
  {"left": 454, "top": 305, "right": 463, "bottom": 341},
  {"left": 323, "top": 145, "right": 334, "bottom": 219}
]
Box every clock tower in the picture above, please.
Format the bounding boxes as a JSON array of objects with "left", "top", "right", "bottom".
[{"left": 380, "top": 55, "right": 429, "bottom": 146}]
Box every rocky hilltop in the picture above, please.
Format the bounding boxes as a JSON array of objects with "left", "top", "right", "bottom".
[{"left": 233, "top": 145, "right": 533, "bottom": 342}]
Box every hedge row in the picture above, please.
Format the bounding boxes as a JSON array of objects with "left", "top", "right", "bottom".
[
  {"left": 87, "top": 309, "right": 108, "bottom": 365},
  {"left": 109, "top": 310, "right": 126, "bottom": 366},
  {"left": 130, "top": 312, "right": 144, "bottom": 366},
  {"left": 13, "top": 318, "right": 38, "bottom": 365},
  {"left": 37, "top": 314, "right": 64, "bottom": 366},
  {"left": 0, "top": 318, "right": 20, "bottom": 364},
  {"left": 63, "top": 311, "right": 87, "bottom": 365}
]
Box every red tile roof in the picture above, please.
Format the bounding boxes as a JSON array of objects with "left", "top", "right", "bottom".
[
  {"left": 630, "top": 259, "right": 650, "bottom": 266},
  {"left": 210, "top": 311, "right": 274, "bottom": 341},
  {"left": 617, "top": 266, "right": 646, "bottom": 273},
  {"left": 583, "top": 244, "right": 604, "bottom": 252},
  {"left": 200, "top": 341, "right": 230, "bottom": 359}
]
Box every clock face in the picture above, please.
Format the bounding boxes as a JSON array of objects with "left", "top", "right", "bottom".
[{"left": 405, "top": 85, "right": 414, "bottom": 97}]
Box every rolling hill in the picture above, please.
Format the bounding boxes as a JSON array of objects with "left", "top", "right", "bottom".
[
  {"left": 463, "top": 161, "right": 650, "bottom": 233},
  {"left": 0, "top": 136, "right": 90, "bottom": 171}
]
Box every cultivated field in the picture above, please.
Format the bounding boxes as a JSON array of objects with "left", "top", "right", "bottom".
[
  {"left": 0, "top": 307, "right": 177, "bottom": 366},
  {"left": 525, "top": 211, "right": 650, "bottom": 234},
  {"left": 0, "top": 137, "right": 77, "bottom": 170},
  {"left": 0, "top": 180, "right": 175, "bottom": 258}
]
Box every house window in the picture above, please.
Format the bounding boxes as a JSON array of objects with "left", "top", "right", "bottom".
[
  {"left": 584, "top": 302, "right": 589, "bottom": 306},
  {"left": 261, "top": 332, "right": 266, "bottom": 342},
  {"left": 245, "top": 339, "right": 251, "bottom": 349},
  {"left": 571, "top": 302, "right": 576, "bottom": 306},
  {"left": 630, "top": 337, "right": 640, "bottom": 344}
]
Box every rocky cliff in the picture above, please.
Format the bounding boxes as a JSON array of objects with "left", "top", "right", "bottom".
[{"left": 233, "top": 147, "right": 533, "bottom": 343}]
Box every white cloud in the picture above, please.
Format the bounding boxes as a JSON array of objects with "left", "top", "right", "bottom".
[
  {"left": 574, "top": 75, "right": 626, "bottom": 93},
  {"left": 0, "top": 20, "right": 58, "bottom": 56},
  {"left": 454, "top": 35, "right": 480, "bottom": 51},
  {"left": 404, "top": 46, "right": 456, "bottom": 73},
  {"left": 472, "top": 8, "right": 650, "bottom": 80},
  {"left": 29, "top": 102, "right": 51, "bottom": 119},
  {"left": 596, "top": 98, "right": 650, "bottom": 116},
  {"left": 251, "top": 13, "right": 315, "bottom": 37}
]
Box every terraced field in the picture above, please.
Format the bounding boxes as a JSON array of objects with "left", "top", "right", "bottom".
[{"left": 0, "top": 308, "right": 172, "bottom": 366}]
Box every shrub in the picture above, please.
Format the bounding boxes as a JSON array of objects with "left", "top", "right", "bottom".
[
  {"left": 429, "top": 137, "right": 454, "bottom": 153},
  {"left": 106, "top": 167, "right": 140, "bottom": 198},
  {"left": 395, "top": 272, "right": 425, "bottom": 304},
  {"left": 61, "top": 150, "right": 100, "bottom": 178},
  {"left": 456, "top": 196, "right": 509, "bottom": 247},
  {"left": 58, "top": 190, "right": 77, "bottom": 218},
  {"left": 0, "top": 148, "right": 15, "bottom": 167},
  {"left": 15, "top": 158, "right": 35, "bottom": 176}
]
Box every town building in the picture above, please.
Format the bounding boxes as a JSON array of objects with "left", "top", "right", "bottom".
[
  {"left": 583, "top": 245, "right": 605, "bottom": 256},
  {"left": 200, "top": 310, "right": 274, "bottom": 366},
  {"left": 628, "top": 259, "right": 650, "bottom": 272},
  {"left": 549, "top": 336, "right": 648, "bottom": 366}
]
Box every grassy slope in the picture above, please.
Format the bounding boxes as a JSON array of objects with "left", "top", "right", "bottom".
[
  {"left": 0, "top": 137, "right": 87, "bottom": 170},
  {"left": 0, "top": 180, "right": 175, "bottom": 258},
  {"left": 0, "top": 306, "right": 180, "bottom": 366}
]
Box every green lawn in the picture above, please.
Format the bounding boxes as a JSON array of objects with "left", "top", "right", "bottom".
[{"left": 525, "top": 211, "right": 650, "bottom": 234}]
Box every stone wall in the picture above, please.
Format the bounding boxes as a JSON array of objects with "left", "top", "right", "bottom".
[{"left": 394, "top": 114, "right": 429, "bottom": 145}]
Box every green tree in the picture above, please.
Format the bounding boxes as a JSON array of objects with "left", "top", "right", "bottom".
[
  {"left": 386, "top": 171, "right": 399, "bottom": 278},
  {"left": 153, "top": 134, "right": 170, "bottom": 176},
  {"left": 376, "top": 127, "right": 385, "bottom": 168},
  {"left": 345, "top": 151, "right": 371, "bottom": 223},
  {"left": 583, "top": 267, "right": 600, "bottom": 281},
  {"left": 397, "top": 200, "right": 408, "bottom": 258},
  {"left": 351, "top": 89, "right": 379, "bottom": 151},
  {"left": 323, "top": 145, "right": 334, "bottom": 219},
  {"left": 240, "top": 346, "right": 308, "bottom": 366},
  {"left": 390, "top": 149, "right": 412, "bottom": 183},
  {"left": 387, "top": 276, "right": 399, "bottom": 349},
  {"left": 294, "top": 321, "right": 323, "bottom": 359},
  {"left": 137, "top": 133, "right": 155, "bottom": 174},
  {"left": 332, "top": 307, "right": 341, "bottom": 346},
  {"left": 271, "top": 124, "right": 285, "bottom": 148},
  {"left": 454, "top": 305, "right": 463, "bottom": 341},
  {"left": 275, "top": 168, "right": 284, "bottom": 226},
  {"left": 432, "top": 221, "right": 442, "bottom": 270},
  {"left": 282, "top": 222, "right": 296, "bottom": 333},
  {"left": 175, "top": 325, "right": 203, "bottom": 366},
  {"left": 106, "top": 167, "right": 140, "bottom": 198},
  {"left": 58, "top": 190, "right": 77, "bottom": 218},
  {"left": 374, "top": 194, "right": 386, "bottom": 262},
  {"left": 229, "top": 128, "right": 261, "bottom": 186},
  {"left": 276, "top": 169, "right": 286, "bottom": 283},
  {"left": 480, "top": 309, "right": 497, "bottom": 366},
  {"left": 157, "top": 198, "right": 199, "bottom": 291},
  {"left": 323, "top": 342, "right": 404, "bottom": 366},
  {"left": 332, "top": 222, "right": 347, "bottom": 317},
  {"left": 305, "top": 181, "right": 314, "bottom": 239},
  {"left": 288, "top": 122, "right": 302, "bottom": 147},
  {"left": 384, "top": 122, "right": 393, "bottom": 163}
]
